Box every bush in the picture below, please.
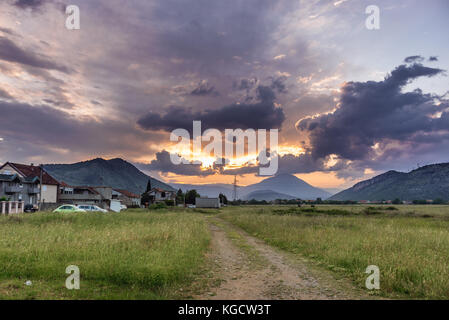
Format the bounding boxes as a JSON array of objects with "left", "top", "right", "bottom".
[
  {"left": 164, "top": 200, "right": 175, "bottom": 206},
  {"left": 149, "top": 202, "right": 167, "bottom": 210}
]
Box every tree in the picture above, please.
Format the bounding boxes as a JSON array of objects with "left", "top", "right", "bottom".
[
  {"left": 185, "top": 189, "right": 200, "bottom": 204},
  {"left": 176, "top": 189, "right": 184, "bottom": 204},
  {"left": 392, "top": 198, "right": 401, "bottom": 204},
  {"left": 219, "top": 193, "right": 228, "bottom": 205},
  {"left": 141, "top": 178, "right": 153, "bottom": 207},
  {"left": 145, "top": 179, "right": 152, "bottom": 193}
]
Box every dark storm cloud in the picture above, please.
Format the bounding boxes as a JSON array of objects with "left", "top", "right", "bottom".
[
  {"left": 296, "top": 61, "right": 447, "bottom": 161},
  {"left": 137, "top": 85, "right": 285, "bottom": 132},
  {"left": 0, "top": 36, "right": 71, "bottom": 73},
  {"left": 138, "top": 150, "right": 215, "bottom": 176},
  {"left": 190, "top": 80, "right": 219, "bottom": 97},
  {"left": 13, "top": 0, "right": 46, "bottom": 9},
  {"left": 404, "top": 55, "right": 424, "bottom": 63},
  {"left": 12, "top": 0, "right": 65, "bottom": 12},
  {"left": 0, "top": 100, "right": 164, "bottom": 158},
  {"left": 429, "top": 56, "right": 439, "bottom": 62}
]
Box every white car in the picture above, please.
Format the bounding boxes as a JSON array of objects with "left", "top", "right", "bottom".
[{"left": 77, "top": 204, "right": 108, "bottom": 213}]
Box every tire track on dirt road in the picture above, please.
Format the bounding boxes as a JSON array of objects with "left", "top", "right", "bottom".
[{"left": 194, "top": 217, "right": 371, "bottom": 300}]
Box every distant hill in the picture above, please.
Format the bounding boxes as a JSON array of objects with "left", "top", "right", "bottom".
[
  {"left": 174, "top": 173, "right": 330, "bottom": 200},
  {"left": 243, "top": 189, "right": 296, "bottom": 201},
  {"left": 44, "top": 158, "right": 175, "bottom": 195},
  {"left": 330, "top": 163, "right": 449, "bottom": 201},
  {"left": 242, "top": 173, "right": 331, "bottom": 200}
]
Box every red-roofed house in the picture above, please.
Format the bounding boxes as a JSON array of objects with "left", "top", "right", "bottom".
[
  {"left": 0, "top": 162, "right": 60, "bottom": 204},
  {"left": 112, "top": 189, "right": 141, "bottom": 207},
  {"left": 142, "top": 187, "right": 176, "bottom": 205}
]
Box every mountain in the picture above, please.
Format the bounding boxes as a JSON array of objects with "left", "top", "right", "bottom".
[
  {"left": 44, "top": 158, "right": 175, "bottom": 195},
  {"left": 174, "top": 173, "right": 330, "bottom": 200},
  {"left": 241, "top": 173, "right": 331, "bottom": 200},
  {"left": 243, "top": 189, "right": 296, "bottom": 201},
  {"left": 330, "top": 163, "right": 449, "bottom": 201}
]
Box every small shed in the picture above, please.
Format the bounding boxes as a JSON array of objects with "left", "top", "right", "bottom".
[{"left": 195, "top": 197, "right": 221, "bottom": 208}]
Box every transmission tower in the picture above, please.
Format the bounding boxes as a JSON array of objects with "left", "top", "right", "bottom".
[{"left": 233, "top": 175, "right": 238, "bottom": 201}]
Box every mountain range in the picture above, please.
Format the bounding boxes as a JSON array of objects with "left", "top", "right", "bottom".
[
  {"left": 44, "top": 158, "right": 174, "bottom": 195},
  {"left": 44, "top": 158, "right": 449, "bottom": 201},
  {"left": 174, "top": 173, "right": 331, "bottom": 200},
  {"left": 44, "top": 158, "right": 331, "bottom": 200},
  {"left": 330, "top": 163, "right": 449, "bottom": 201}
]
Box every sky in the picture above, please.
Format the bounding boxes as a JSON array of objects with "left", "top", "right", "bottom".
[{"left": 0, "top": 0, "right": 448, "bottom": 190}]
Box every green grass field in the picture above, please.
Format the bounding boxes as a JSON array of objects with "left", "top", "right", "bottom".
[
  {"left": 0, "top": 209, "right": 209, "bottom": 299},
  {"left": 219, "top": 205, "right": 449, "bottom": 299},
  {"left": 1, "top": 205, "right": 449, "bottom": 299}
]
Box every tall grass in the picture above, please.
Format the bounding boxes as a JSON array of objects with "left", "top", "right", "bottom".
[
  {"left": 0, "top": 209, "right": 209, "bottom": 299},
  {"left": 220, "top": 205, "right": 449, "bottom": 299}
]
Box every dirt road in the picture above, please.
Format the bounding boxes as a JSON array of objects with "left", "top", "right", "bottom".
[{"left": 194, "top": 217, "right": 369, "bottom": 300}]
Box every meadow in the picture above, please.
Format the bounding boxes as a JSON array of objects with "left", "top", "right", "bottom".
[
  {"left": 1, "top": 204, "right": 449, "bottom": 299},
  {"left": 219, "top": 204, "right": 449, "bottom": 299},
  {"left": 0, "top": 209, "right": 209, "bottom": 299}
]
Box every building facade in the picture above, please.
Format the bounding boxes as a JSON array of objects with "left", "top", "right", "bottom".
[
  {"left": 0, "top": 163, "right": 59, "bottom": 204},
  {"left": 0, "top": 173, "right": 41, "bottom": 205},
  {"left": 112, "top": 189, "right": 141, "bottom": 207},
  {"left": 59, "top": 183, "right": 112, "bottom": 208}
]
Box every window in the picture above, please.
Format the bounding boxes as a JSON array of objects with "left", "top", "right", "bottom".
[{"left": 161, "top": 192, "right": 166, "bottom": 198}]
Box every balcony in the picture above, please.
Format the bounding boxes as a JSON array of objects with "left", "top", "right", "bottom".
[
  {"left": 28, "top": 187, "right": 40, "bottom": 194},
  {"left": 59, "top": 193, "right": 103, "bottom": 201},
  {"left": 5, "top": 186, "right": 22, "bottom": 193}
]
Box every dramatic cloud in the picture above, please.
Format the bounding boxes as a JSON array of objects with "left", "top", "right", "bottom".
[
  {"left": 138, "top": 150, "right": 215, "bottom": 176},
  {"left": 13, "top": 0, "right": 46, "bottom": 9},
  {"left": 0, "top": 36, "right": 70, "bottom": 73},
  {"left": 297, "top": 61, "right": 447, "bottom": 162},
  {"left": 137, "top": 85, "right": 285, "bottom": 132},
  {"left": 190, "top": 80, "right": 219, "bottom": 97},
  {"left": 404, "top": 55, "right": 424, "bottom": 63}
]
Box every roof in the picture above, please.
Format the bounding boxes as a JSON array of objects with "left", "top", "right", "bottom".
[
  {"left": 0, "top": 173, "right": 21, "bottom": 182},
  {"left": 1, "top": 163, "right": 59, "bottom": 185},
  {"left": 113, "top": 189, "right": 140, "bottom": 199},
  {"left": 151, "top": 187, "right": 175, "bottom": 193}
]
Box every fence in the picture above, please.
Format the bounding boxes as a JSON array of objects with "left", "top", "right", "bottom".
[{"left": 0, "top": 201, "right": 24, "bottom": 215}]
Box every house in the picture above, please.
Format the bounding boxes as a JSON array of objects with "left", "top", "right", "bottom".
[
  {"left": 0, "top": 173, "right": 40, "bottom": 205},
  {"left": 59, "top": 183, "right": 112, "bottom": 208},
  {"left": 0, "top": 162, "right": 59, "bottom": 204},
  {"left": 112, "top": 189, "right": 141, "bottom": 207},
  {"left": 196, "top": 197, "right": 221, "bottom": 208},
  {"left": 142, "top": 187, "right": 176, "bottom": 205}
]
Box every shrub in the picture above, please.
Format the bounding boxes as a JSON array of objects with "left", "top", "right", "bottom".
[{"left": 149, "top": 202, "right": 167, "bottom": 210}]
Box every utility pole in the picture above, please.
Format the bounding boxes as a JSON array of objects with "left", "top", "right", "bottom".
[
  {"left": 39, "top": 164, "right": 43, "bottom": 211},
  {"left": 233, "top": 175, "right": 238, "bottom": 201}
]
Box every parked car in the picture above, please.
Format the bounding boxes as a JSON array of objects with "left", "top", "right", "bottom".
[
  {"left": 24, "top": 204, "right": 38, "bottom": 213},
  {"left": 77, "top": 204, "right": 108, "bottom": 213},
  {"left": 120, "top": 204, "right": 127, "bottom": 211},
  {"left": 53, "top": 205, "right": 86, "bottom": 213},
  {"left": 187, "top": 204, "right": 196, "bottom": 208}
]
